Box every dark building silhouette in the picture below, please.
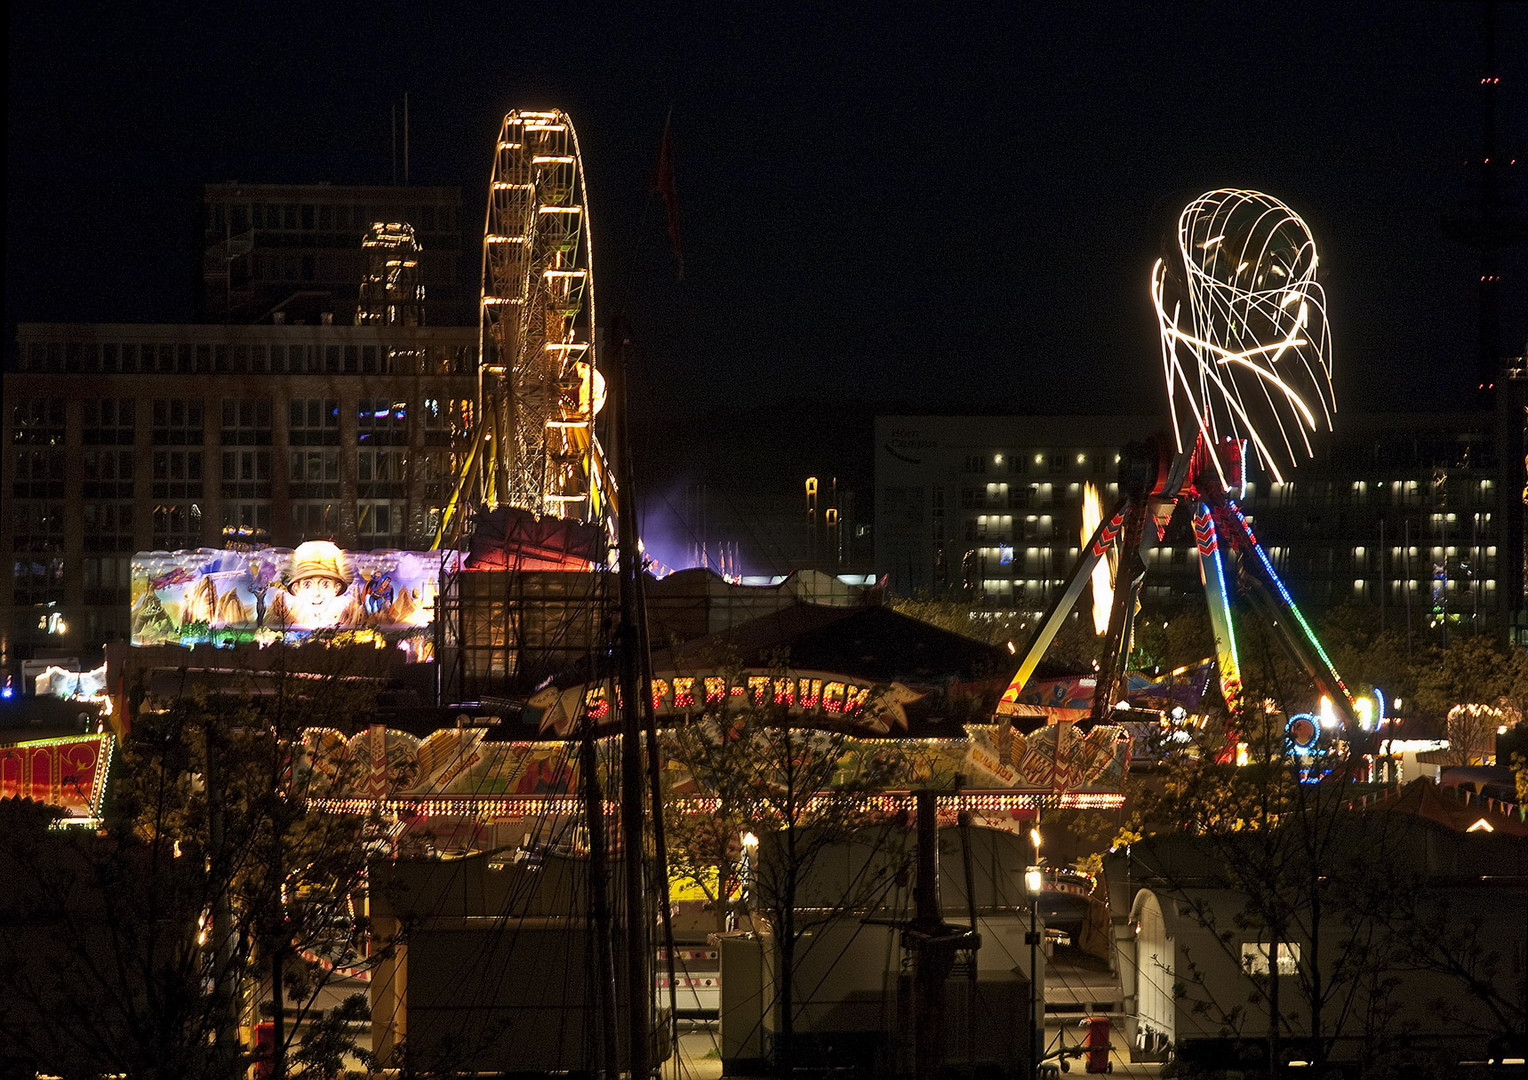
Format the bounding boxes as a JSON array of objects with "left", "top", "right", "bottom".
[{"left": 199, "top": 184, "right": 471, "bottom": 326}]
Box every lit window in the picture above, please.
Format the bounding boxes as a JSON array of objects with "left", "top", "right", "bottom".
[{"left": 1241, "top": 942, "right": 1299, "bottom": 976}]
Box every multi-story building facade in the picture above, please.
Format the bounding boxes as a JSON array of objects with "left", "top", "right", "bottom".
[
  {"left": 200, "top": 184, "right": 472, "bottom": 326},
  {"left": 875, "top": 403, "right": 1528, "bottom": 644},
  {"left": 1247, "top": 411, "right": 1510, "bottom": 639},
  {"left": 4, "top": 322, "right": 477, "bottom": 660},
  {"left": 875, "top": 414, "right": 1185, "bottom": 608}
]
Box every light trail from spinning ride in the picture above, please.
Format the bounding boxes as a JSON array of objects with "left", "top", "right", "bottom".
[
  {"left": 1154, "top": 189, "right": 1335, "bottom": 487},
  {"left": 997, "top": 189, "right": 1361, "bottom": 748}
]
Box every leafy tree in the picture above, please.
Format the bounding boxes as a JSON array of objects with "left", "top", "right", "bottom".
[
  {"left": 888, "top": 595, "right": 1035, "bottom": 648},
  {"left": 0, "top": 655, "right": 385, "bottom": 1080},
  {"left": 659, "top": 677, "right": 918, "bottom": 1077},
  {"left": 1413, "top": 632, "right": 1528, "bottom": 725},
  {"left": 1315, "top": 603, "right": 1417, "bottom": 704}
]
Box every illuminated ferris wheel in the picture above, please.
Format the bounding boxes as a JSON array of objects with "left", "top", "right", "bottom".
[{"left": 478, "top": 109, "right": 611, "bottom": 524}]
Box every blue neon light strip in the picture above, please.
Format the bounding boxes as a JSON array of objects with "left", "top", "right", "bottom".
[{"left": 1225, "top": 498, "right": 1353, "bottom": 700}]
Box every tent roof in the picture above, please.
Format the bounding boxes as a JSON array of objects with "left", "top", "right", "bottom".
[{"left": 651, "top": 601, "right": 1016, "bottom": 687}]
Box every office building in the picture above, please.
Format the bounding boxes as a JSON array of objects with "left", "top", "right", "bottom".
[
  {"left": 4, "top": 322, "right": 477, "bottom": 660},
  {"left": 875, "top": 398, "right": 1528, "bottom": 644}
]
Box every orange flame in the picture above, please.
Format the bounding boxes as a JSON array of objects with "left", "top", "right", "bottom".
[{"left": 1082, "top": 482, "right": 1112, "bottom": 635}]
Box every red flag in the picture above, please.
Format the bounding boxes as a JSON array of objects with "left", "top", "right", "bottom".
[{"left": 653, "top": 110, "right": 684, "bottom": 281}]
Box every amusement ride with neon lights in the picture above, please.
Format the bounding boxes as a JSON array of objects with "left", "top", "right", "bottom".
[{"left": 997, "top": 189, "right": 1363, "bottom": 743}]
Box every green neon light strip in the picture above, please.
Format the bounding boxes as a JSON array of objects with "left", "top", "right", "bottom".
[
  {"left": 1226, "top": 498, "right": 1353, "bottom": 699},
  {"left": 1201, "top": 519, "right": 1242, "bottom": 692}
]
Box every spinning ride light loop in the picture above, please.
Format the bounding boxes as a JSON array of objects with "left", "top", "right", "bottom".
[{"left": 1153, "top": 189, "right": 1335, "bottom": 487}]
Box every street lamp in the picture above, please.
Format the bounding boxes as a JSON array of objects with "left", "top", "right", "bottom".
[
  {"left": 1026, "top": 827, "right": 1044, "bottom": 1080},
  {"left": 739, "top": 831, "right": 759, "bottom": 927}
]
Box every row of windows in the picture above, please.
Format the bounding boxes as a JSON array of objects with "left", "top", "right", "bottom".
[
  {"left": 247, "top": 251, "right": 369, "bottom": 286},
  {"left": 953, "top": 578, "right": 1506, "bottom": 613},
  {"left": 10, "top": 396, "right": 474, "bottom": 449},
  {"left": 9, "top": 448, "right": 464, "bottom": 502},
  {"left": 1265, "top": 479, "right": 1498, "bottom": 508},
  {"left": 209, "top": 200, "right": 458, "bottom": 235},
  {"left": 11, "top": 491, "right": 450, "bottom": 548},
  {"left": 963, "top": 452, "right": 1115, "bottom": 476},
  {"left": 948, "top": 541, "right": 1503, "bottom": 583},
  {"left": 959, "top": 486, "right": 1060, "bottom": 510},
  {"left": 16, "top": 340, "right": 473, "bottom": 376}
]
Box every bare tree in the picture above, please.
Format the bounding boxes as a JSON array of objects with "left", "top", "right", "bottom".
[{"left": 1115, "top": 618, "right": 1526, "bottom": 1077}]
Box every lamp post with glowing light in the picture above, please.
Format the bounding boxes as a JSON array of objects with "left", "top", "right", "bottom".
[{"left": 1026, "top": 825, "right": 1044, "bottom": 1080}]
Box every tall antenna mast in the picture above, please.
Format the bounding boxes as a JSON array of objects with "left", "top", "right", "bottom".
[{"left": 1444, "top": 0, "right": 1525, "bottom": 401}]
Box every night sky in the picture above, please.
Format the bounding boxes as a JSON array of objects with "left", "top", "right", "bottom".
[{"left": 8, "top": 1, "right": 1527, "bottom": 541}]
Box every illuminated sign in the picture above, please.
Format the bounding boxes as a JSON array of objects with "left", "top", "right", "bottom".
[
  {"left": 0, "top": 733, "right": 114, "bottom": 818},
  {"left": 131, "top": 544, "right": 459, "bottom": 654},
  {"left": 528, "top": 669, "right": 926, "bottom": 736}
]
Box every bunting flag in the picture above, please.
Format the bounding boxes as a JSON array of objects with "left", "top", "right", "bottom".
[{"left": 653, "top": 109, "right": 684, "bottom": 281}]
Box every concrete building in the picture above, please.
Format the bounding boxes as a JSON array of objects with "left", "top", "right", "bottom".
[
  {"left": 873, "top": 414, "right": 1193, "bottom": 610},
  {"left": 3, "top": 321, "right": 477, "bottom": 662},
  {"left": 199, "top": 183, "right": 472, "bottom": 326},
  {"left": 875, "top": 394, "right": 1528, "bottom": 644}
]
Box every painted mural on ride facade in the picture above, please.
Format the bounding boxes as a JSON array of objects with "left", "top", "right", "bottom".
[
  {"left": 0, "top": 734, "right": 114, "bottom": 820},
  {"left": 130, "top": 543, "right": 457, "bottom": 655},
  {"left": 296, "top": 721, "right": 1131, "bottom": 816},
  {"left": 1001, "top": 661, "right": 1216, "bottom": 722}
]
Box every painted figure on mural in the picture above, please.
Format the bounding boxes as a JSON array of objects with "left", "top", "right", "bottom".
[{"left": 269, "top": 541, "right": 366, "bottom": 630}]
